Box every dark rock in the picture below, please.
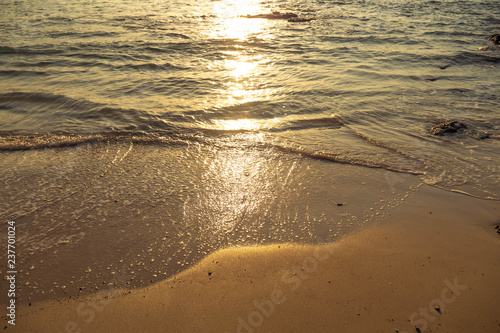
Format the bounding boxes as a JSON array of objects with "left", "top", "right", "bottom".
[
  {"left": 431, "top": 121, "right": 468, "bottom": 136},
  {"left": 477, "top": 131, "right": 490, "bottom": 140},
  {"left": 488, "top": 34, "right": 500, "bottom": 44},
  {"left": 431, "top": 122, "right": 492, "bottom": 139},
  {"left": 243, "top": 11, "right": 297, "bottom": 19},
  {"left": 495, "top": 225, "right": 500, "bottom": 235},
  {"left": 241, "top": 12, "right": 314, "bottom": 22}
]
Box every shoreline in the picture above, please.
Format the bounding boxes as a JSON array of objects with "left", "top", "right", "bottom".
[
  {"left": 12, "top": 183, "right": 500, "bottom": 333},
  {"left": 0, "top": 141, "right": 423, "bottom": 304}
]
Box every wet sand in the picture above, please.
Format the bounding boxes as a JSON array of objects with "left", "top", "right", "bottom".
[
  {"left": 0, "top": 141, "right": 421, "bottom": 304},
  {"left": 1, "top": 142, "right": 499, "bottom": 332},
  {"left": 13, "top": 186, "right": 500, "bottom": 333}
]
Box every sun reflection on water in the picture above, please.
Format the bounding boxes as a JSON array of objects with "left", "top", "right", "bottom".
[
  {"left": 211, "top": 0, "right": 265, "bottom": 41},
  {"left": 182, "top": 2, "right": 284, "bottom": 237},
  {"left": 225, "top": 59, "right": 258, "bottom": 77},
  {"left": 212, "top": 118, "right": 281, "bottom": 131},
  {"left": 202, "top": 0, "right": 279, "bottom": 131},
  {"left": 187, "top": 1, "right": 283, "bottom": 234}
]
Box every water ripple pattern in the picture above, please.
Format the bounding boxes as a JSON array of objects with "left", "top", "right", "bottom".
[{"left": 0, "top": 0, "right": 499, "bottom": 199}]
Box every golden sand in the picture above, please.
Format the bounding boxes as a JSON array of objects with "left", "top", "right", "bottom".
[{"left": 15, "top": 185, "right": 500, "bottom": 333}]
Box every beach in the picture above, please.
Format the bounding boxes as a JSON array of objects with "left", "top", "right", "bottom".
[
  {"left": 13, "top": 177, "right": 500, "bottom": 333},
  {"left": 1, "top": 0, "right": 500, "bottom": 331},
  {"left": 0, "top": 142, "right": 498, "bottom": 332}
]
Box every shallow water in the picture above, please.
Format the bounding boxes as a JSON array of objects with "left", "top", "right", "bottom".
[
  {"left": 1, "top": 0, "right": 499, "bottom": 198},
  {"left": 1, "top": 0, "right": 499, "bottom": 302},
  {"left": 0, "top": 142, "right": 421, "bottom": 301}
]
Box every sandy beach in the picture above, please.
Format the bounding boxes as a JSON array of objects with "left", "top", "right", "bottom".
[
  {"left": 2, "top": 0, "right": 500, "bottom": 332},
  {"left": 5, "top": 143, "right": 499, "bottom": 333}
]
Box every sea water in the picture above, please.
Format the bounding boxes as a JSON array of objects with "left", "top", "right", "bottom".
[{"left": 1, "top": 0, "right": 499, "bottom": 198}]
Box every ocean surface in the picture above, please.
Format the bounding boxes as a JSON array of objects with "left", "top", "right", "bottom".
[{"left": 1, "top": 0, "right": 499, "bottom": 201}]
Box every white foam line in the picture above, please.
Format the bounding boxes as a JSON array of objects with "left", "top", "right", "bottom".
[{"left": 119, "top": 142, "right": 133, "bottom": 162}]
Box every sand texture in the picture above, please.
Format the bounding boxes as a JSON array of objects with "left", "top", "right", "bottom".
[{"left": 14, "top": 185, "right": 500, "bottom": 333}]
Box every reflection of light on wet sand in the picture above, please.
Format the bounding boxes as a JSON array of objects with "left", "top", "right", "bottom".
[{"left": 182, "top": 146, "right": 278, "bottom": 238}]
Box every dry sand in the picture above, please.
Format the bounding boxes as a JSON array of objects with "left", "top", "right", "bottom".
[{"left": 13, "top": 184, "right": 500, "bottom": 333}]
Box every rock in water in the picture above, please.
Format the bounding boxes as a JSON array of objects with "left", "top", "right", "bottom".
[
  {"left": 242, "top": 12, "right": 298, "bottom": 19},
  {"left": 431, "top": 121, "right": 468, "bottom": 135},
  {"left": 241, "top": 12, "right": 314, "bottom": 22},
  {"left": 488, "top": 34, "right": 500, "bottom": 44}
]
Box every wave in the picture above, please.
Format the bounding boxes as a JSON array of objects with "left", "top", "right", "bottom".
[
  {"left": 0, "top": 70, "right": 48, "bottom": 77},
  {"left": 269, "top": 116, "right": 343, "bottom": 132},
  {"left": 0, "top": 91, "right": 102, "bottom": 110},
  {"left": 7, "top": 58, "right": 189, "bottom": 72},
  {"left": 0, "top": 91, "right": 346, "bottom": 135},
  {"left": 419, "top": 51, "right": 500, "bottom": 69},
  {"left": 116, "top": 62, "right": 189, "bottom": 71},
  {"left": 0, "top": 45, "right": 66, "bottom": 56},
  {"left": 449, "top": 51, "right": 500, "bottom": 65},
  {"left": 0, "top": 130, "right": 423, "bottom": 178},
  {"left": 48, "top": 31, "right": 118, "bottom": 38}
]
